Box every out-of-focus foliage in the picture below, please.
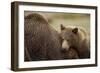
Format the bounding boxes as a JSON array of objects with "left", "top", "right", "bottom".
[{"left": 25, "top": 12, "right": 90, "bottom": 35}]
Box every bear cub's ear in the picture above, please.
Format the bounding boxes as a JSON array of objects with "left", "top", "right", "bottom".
[
  {"left": 72, "top": 28, "right": 78, "bottom": 34},
  {"left": 61, "top": 24, "right": 66, "bottom": 30}
]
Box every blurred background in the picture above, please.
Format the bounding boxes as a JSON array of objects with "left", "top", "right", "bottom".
[{"left": 25, "top": 11, "right": 90, "bottom": 35}]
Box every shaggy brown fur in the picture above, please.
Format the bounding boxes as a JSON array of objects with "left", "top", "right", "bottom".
[
  {"left": 61, "top": 47, "right": 79, "bottom": 59},
  {"left": 60, "top": 24, "right": 90, "bottom": 59},
  {"left": 24, "top": 13, "right": 63, "bottom": 61}
]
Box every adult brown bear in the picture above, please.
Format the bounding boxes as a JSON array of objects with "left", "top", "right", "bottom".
[
  {"left": 24, "top": 13, "right": 63, "bottom": 61},
  {"left": 60, "top": 24, "right": 90, "bottom": 59}
]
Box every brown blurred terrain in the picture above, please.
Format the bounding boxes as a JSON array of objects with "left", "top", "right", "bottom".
[{"left": 25, "top": 11, "right": 90, "bottom": 35}]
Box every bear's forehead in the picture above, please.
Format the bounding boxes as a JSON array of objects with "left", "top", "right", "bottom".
[
  {"left": 63, "top": 28, "right": 73, "bottom": 34},
  {"left": 61, "top": 31, "right": 74, "bottom": 38},
  {"left": 61, "top": 29, "right": 79, "bottom": 39}
]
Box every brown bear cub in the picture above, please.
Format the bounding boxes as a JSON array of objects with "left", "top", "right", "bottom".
[
  {"left": 24, "top": 13, "right": 63, "bottom": 61},
  {"left": 60, "top": 24, "right": 90, "bottom": 59},
  {"left": 61, "top": 47, "right": 79, "bottom": 59}
]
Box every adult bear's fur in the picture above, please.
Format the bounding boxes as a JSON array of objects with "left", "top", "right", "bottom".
[{"left": 24, "top": 13, "right": 63, "bottom": 61}]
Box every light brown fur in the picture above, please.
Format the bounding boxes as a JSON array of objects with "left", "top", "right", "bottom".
[{"left": 60, "top": 24, "right": 90, "bottom": 59}]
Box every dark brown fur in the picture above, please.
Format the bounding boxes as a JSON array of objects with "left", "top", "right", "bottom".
[
  {"left": 24, "top": 13, "right": 63, "bottom": 61},
  {"left": 61, "top": 48, "right": 79, "bottom": 59},
  {"left": 60, "top": 24, "right": 90, "bottom": 59}
]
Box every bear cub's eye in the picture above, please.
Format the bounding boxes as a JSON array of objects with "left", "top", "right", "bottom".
[
  {"left": 67, "top": 39, "right": 69, "bottom": 41},
  {"left": 66, "top": 39, "right": 70, "bottom": 42}
]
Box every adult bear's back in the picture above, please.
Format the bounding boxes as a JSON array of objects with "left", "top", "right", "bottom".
[{"left": 24, "top": 13, "right": 62, "bottom": 61}]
